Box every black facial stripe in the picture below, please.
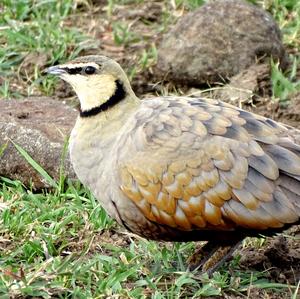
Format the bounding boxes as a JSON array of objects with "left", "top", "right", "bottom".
[
  {"left": 63, "top": 67, "right": 82, "bottom": 75},
  {"left": 80, "top": 80, "right": 126, "bottom": 117}
]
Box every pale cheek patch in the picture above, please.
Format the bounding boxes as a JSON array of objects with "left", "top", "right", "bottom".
[
  {"left": 67, "top": 74, "right": 117, "bottom": 112},
  {"left": 64, "top": 74, "right": 87, "bottom": 87}
]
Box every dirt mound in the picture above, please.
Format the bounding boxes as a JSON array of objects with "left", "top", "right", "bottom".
[{"left": 239, "top": 226, "right": 300, "bottom": 285}]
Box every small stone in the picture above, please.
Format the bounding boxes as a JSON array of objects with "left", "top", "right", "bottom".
[{"left": 213, "top": 63, "right": 272, "bottom": 106}]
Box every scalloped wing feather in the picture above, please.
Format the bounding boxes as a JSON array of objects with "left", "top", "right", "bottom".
[{"left": 118, "top": 97, "right": 300, "bottom": 234}]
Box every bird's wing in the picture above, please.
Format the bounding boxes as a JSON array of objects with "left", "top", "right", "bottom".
[{"left": 117, "top": 97, "right": 300, "bottom": 231}]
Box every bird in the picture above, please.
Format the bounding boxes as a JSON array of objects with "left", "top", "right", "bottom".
[{"left": 46, "top": 55, "right": 300, "bottom": 274}]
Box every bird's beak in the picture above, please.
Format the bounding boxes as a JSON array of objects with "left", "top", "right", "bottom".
[{"left": 44, "top": 65, "right": 66, "bottom": 76}]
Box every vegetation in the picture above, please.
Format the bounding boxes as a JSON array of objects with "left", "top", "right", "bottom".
[
  {"left": 1, "top": 174, "right": 298, "bottom": 298},
  {"left": 0, "top": 0, "right": 299, "bottom": 298}
]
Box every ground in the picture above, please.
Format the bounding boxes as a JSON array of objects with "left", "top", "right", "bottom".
[{"left": 0, "top": 0, "right": 300, "bottom": 298}]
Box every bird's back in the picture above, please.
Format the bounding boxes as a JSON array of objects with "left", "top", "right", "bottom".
[{"left": 110, "top": 96, "right": 300, "bottom": 241}]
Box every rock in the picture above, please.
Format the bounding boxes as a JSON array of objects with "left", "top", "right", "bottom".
[
  {"left": 213, "top": 63, "right": 272, "bottom": 105},
  {"left": 0, "top": 97, "right": 77, "bottom": 189},
  {"left": 157, "top": 0, "right": 288, "bottom": 85}
]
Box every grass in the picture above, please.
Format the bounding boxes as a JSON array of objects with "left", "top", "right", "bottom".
[
  {"left": 112, "top": 22, "right": 141, "bottom": 47},
  {"left": 0, "top": 177, "right": 296, "bottom": 298},
  {"left": 0, "top": 0, "right": 98, "bottom": 98},
  {"left": 1, "top": 0, "right": 300, "bottom": 298},
  {"left": 271, "top": 57, "right": 300, "bottom": 103},
  {"left": 256, "top": 0, "right": 300, "bottom": 103}
]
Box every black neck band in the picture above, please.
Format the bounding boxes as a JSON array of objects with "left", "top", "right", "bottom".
[{"left": 80, "top": 80, "right": 126, "bottom": 117}]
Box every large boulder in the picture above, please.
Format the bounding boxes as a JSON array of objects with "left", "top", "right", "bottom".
[
  {"left": 0, "top": 97, "right": 77, "bottom": 188},
  {"left": 157, "top": 0, "right": 288, "bottom": 85}
]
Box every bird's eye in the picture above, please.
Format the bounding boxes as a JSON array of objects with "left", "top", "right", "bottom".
[{"left": 85, "top": 66, "right": 96, "bottom": 75}]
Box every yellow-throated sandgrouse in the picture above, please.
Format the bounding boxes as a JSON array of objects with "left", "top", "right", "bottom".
[{"left": 46, "top": 55, "right": 300, "bottom": 273}]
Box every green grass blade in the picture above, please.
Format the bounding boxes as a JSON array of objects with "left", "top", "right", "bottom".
[
  {"left": 12, "top": 141, "right": 58, "bottom": 188},
  {"left": 0, "top": 143, "right": 7, "bottom": 158},
  {"left": 292, "top": 280, "right": 300, "bottom": 299}
]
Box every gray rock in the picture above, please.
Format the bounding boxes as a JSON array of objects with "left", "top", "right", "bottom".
[
  {"left": 213, "top": 63, "right": 272, "bottom": 105},
  {"left": 157, "top": 0, "right": 288, "bottom": 85},
  {"left": 0, "top": 97, "right": 77, "bottom": 188}
]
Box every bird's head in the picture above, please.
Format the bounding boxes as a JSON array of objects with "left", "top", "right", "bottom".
[{"left": 46, "top": 55, "right": 137, "bottom": 116}]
